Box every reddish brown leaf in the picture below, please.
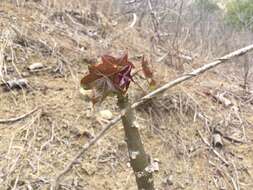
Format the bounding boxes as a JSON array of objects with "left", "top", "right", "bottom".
[{"left": 80, "top": 53, "right": 134, "bottom": 104}]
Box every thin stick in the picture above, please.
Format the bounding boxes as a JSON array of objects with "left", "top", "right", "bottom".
[
  {"left": 131, "top": 44, "right": 253, "bottom": 109},
  {"left": 51, "top": 113, "right": 124, "bottom": 190},
  {"left": 51, "top": 44, "right": 253, "bottom": 189},
  {"left": 0, "top": 107, "right": 39, "bottom": 124}
]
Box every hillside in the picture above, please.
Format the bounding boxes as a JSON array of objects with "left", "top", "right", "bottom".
[{"left": 0, "top": 1, "right": 253, "bottom": 190}]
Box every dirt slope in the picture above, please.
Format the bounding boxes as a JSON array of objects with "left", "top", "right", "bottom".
[{"left": 0, "top": 1, "right": 253, "bottom": 190}]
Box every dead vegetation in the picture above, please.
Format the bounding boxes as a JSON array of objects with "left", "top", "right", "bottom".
[{"left": 0, "top": 0, "right": 253, "bottom": 190}]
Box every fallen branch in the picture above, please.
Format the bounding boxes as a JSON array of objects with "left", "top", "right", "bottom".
[
  {"left": 51, "top": 44, "right": 253, "bottom": 189},
  {"left": 0, "top": 107, "right": 39, "bottom": 124},
  {"left": 197, "top": 113, "right": 246, "bottom": 144},
  {"left": 131, "top": 44, "right": 253, "bottom": 109},
  {"left": 50, "top": 113, "right": 124, "bottom": 190}
]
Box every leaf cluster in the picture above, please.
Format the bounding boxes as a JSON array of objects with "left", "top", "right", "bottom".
[{"left": 80, "top": 53, "right": 155, "bottom": 105}]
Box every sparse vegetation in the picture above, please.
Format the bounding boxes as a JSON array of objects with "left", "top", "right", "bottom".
[
  {"left": 0, "top": 0, "right": 253, "bottom": 190},
  {"left": 193, "top": 0, "right": 220, "bottom": 12},
  {"left": 225, "top": 0, "right": 253, "bottom": 30}
]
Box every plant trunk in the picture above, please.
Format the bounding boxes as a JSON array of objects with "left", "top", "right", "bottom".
[{"left": 117, "top": 94, "right": 154, "bottom": 190}]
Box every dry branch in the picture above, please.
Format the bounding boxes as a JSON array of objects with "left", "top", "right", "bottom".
[
  {"left": 51, "top": 44, "right": 253, "bottom": 189},
  {"left": 131, "top": 44, "right": 253, "bottom": 109},
  {"left": 0, "top": 107, "right": 39, "bottom": 124},
  {"left": 50, "top": 113, "right": 124, "bottom": 190}
]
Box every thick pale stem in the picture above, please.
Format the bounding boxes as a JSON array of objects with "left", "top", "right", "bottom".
[{"left": 117, "top": 94, "right": 154, "bottom": 190}]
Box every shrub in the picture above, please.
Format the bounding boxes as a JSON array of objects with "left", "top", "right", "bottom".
[{"left": 225, "top": 0, "right": 253, "bottom": 30}]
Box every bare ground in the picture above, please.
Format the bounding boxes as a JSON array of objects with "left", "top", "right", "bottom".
[{"left": 0, "top": 1, "right": 253, "bottom": 190}]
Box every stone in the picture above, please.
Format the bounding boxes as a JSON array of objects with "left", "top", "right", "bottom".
[
  {"left": 99, "top": 110, "right": 113, "bottom": 120},
  {"left": 28, "top": 62, "right": 44, "bottom": 71}
]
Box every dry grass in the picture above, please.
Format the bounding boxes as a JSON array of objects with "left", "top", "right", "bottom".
[{"left": 0, "top": 1, "right": 253, "bottom": 190}]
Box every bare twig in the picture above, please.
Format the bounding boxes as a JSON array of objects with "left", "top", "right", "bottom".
[
  {"left": 147, "top": 0, "right": 160, "bottom": 41},
  {"left": 131, "top": 44, "right": 253, "bottom": 108},
  {"left": 0, "top": 107, "right": 39, "bottom": 124},
  {"left": 51, "top": 44, "right": 253, "bottom": 189},
  {"left": 50, "top": 113, "right": 124, "bottom": 190},
  {"left": 223, "top": 135, "right": 245, "bottom": 144},
  {"left": 231, "top": 161, "right": 240, "bottom": 190}
]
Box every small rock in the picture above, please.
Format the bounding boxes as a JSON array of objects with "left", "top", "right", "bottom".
[
  {"left": 118, "top": 141, "right": 127, "bottom": 151},
  {"left": 154, "top": 158, "right": 160, "bottom": 163},
  {"left": 85, "top": 109, "right": 93, "bottom": 119},
  {"left": 21, "top": 72, "right": 30, "bottom": 77},
  {"left": 71, "top": 125, "right": 94, "bottom": 138},
  {"left": 4, "top": 78, "right": 29, "bottom": 90},
  {"left": 72, "top": 125, "right": 86, "bottom": 135},
  {"left": 215, "top": 92, "right": 232, "bottom": 107},
  {"left": 133, "top": 121, "right": 141, "bottom": 128},
  {"left": 79, "top": 88, "right": 93, "bottom": 101},
  {"left": 212, "top": 132, "right": 223, "bottom": 148},
  {"left": 160, "top": 125, "right": 166, "bottom": 130},
  {"left": 111, "top": 20, "right": 118, "bottom": 26},
  {"left": 162, "top": 175, "right": 173, "bottom": 186},
  {"left": 4, "top": 55, "right": 12, "bottom": 62},
  {"left": 28, "top": 62, "right": 44, "bottom": 71},
  {"left": 152, "top": 161, "right": 159, "bottom": 172},
  {"left": 81, "top": 163, "right": 97, "bottom": 175},
  {"left": 99, "top": 110, "right": 113, "bottom": 120}
]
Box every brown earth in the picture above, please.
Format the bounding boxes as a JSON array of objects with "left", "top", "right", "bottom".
[{"left": 0, "top": 1, "right": 253, "bottom": 190}]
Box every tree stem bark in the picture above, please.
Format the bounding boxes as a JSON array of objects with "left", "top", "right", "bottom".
[{"left": 117, "top": 94, "right": 154, "bottom": 190}]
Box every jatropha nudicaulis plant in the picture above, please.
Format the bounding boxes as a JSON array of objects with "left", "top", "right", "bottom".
[{"left": 81, "top": 52, "right": 156, "bottom": 190}]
